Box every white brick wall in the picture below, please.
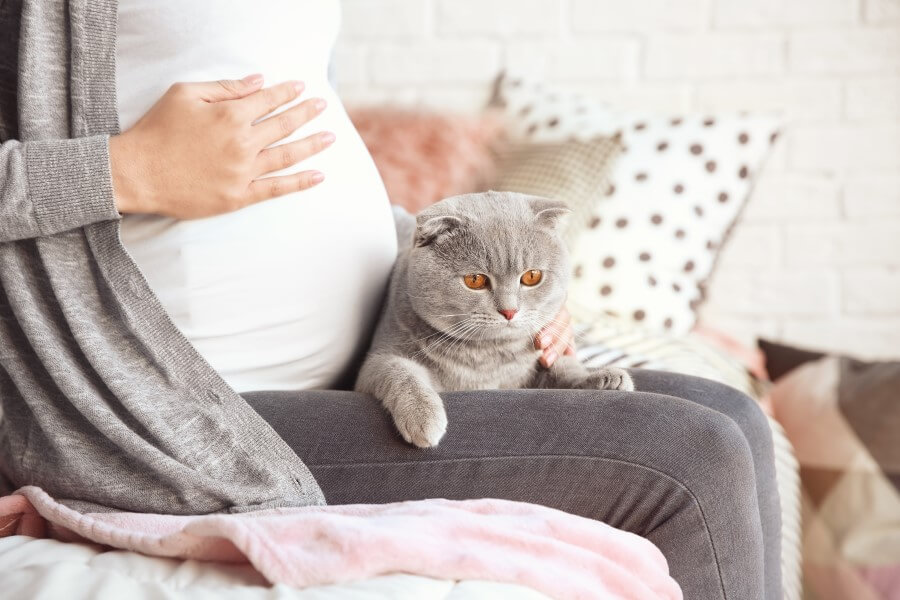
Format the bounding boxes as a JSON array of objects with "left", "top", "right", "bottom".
[
  {"left": 865, "top": 0, "right": 900, "bottom": 23},
  {"left": 715, "top": 0, "right": 859, "bottom": 27},
  {"left": 436, "top": 0, "right": 565, "bottom": 36},
  {"left": 572, "top": 0, "right": 711, "bottom": 31},
  {"left": 646, "top": 33, "right": 786, "bottom": 78},
  {"left": 335, "top": 0, "right": 900, "bottom": 360},
  {"left": 789, "top": 29, "right": 900, "bottom": 74}
]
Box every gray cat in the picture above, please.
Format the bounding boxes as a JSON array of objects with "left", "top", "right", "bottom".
[{"left": 355, "top": 191, "right": 634, "bottom": 448}]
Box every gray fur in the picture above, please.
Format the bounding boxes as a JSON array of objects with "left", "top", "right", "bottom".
[{"left": 355, "top": 191, "right": 633, "bottom": 448}]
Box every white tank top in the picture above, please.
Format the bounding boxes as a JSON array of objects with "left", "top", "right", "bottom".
[{"left": 116, "top": 0, "right": 397, "bottom": 392}]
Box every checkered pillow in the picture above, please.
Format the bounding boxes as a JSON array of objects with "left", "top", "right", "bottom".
[{"left": 493, "top": 137, "right": 622, "bottom": 248}]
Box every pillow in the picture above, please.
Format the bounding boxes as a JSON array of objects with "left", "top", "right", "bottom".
[
  {"left": 492, "top": 137, "right": 622, "bottom": 248},
  {"left": 488, "top": 73, "right": 782, "bottom": 335},
  {"left": 766, "top": 350, "right": 900, "bottom": 600},
  {"left": 758, "top": 338, "right": 828, "bottom": 381},
  {"left": 348, "top": 107, "right": 502, "bottom": 213}
]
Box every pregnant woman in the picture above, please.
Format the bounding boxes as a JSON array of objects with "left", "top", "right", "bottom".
[{"left": 0, "top": 1, "right": 781, "bottom": 598}]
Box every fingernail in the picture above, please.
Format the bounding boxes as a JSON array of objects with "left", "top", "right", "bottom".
[
  {"left": 310, "top": 171, "right": 325, "bottom": 184},
  {"left": 544, "top": 350, "right": 558, "bottom": 366},
  {"left": 540, "top": 334, "right": 552, "bottom": 348},
  {"left": 314, "top": 98, "right": 327, "bottom": 111},
  {"left": 244, "top": 73, "right": 263, "bottom": 85},
  {"left": 292, "top": 81, "right": 304, "bottom": 94},
  {"left": 320, "top": 132, "right": 336, "bottom": 145}
]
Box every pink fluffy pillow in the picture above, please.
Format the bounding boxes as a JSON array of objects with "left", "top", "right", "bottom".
[{"left": 348, "top": 107, "right": 502, "bottom": 213}]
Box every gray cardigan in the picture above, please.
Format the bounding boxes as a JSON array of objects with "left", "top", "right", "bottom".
[{"left": 0, "top": 0, "right": 326, "bottom": 513}]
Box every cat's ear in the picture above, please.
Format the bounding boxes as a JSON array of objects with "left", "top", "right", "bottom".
[
  {"left": 414, "top": 214, "right": 464, "bottom": 247},
  {"left": 529, "top": 197, "right": 570, "bottom": 230}
]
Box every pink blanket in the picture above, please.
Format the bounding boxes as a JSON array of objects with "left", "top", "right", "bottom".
[{"left": 0, "top": 486, "right": 681, "bottom": 600}]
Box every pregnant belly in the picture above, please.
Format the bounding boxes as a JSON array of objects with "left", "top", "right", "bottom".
[{"left": 120, "top": 97, "right": 398, "bottom": 393}]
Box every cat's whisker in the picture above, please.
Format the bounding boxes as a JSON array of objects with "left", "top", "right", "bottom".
[
  {"left": 549, "top": 327, "right": 590, "bottom": 344},
  {"left": 423, "top": 319, "right": 481, "bottom": 355},
  {"left": 534, "top": 319, "right": 584, "bottom": 351},
  {"left": 419, "top": 329, "right": 469, "bottom": 355},
  {"left": 449, "top": 328, "right": 487, "bottom": 360},
  {"left": 445, "top": 319, "right": 485, "bottom": 352},
  {"left": 533, "top": 314, "right": 588, "bottom": 340},
  {"left": 538, "top": 319, "right": 569, "bottom": 336},
  {"left": 528, "top": 317, "right": 565, "bottom": 335},
  {"left": 437, "top": 321, "right": 483, "bottom": 359},
  {"left": 409, "top": 319, "right": 477, "bottom": 360},
  {"left": 410, "top": 321, "right": 469, "bottom": 345}
]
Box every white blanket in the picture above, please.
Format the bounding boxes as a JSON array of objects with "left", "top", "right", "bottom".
[{"left": 0, "top": 535, "right": 549, "bottom": 600}]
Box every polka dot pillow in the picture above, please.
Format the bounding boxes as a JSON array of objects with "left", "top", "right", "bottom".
[{"left": 488, "top": 73, "right": 781, "bottom": 335}]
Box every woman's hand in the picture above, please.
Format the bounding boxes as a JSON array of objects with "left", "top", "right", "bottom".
[
  {"left": 109, "top": 74, "right": 334, "bottom": 218},
  {"left": 535, "top": 305, "right": 577, "bottom": 368}
]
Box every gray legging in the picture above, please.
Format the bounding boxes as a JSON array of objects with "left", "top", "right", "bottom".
[{"left": 244, "top": 369, "right": 782, "bottom": 599}]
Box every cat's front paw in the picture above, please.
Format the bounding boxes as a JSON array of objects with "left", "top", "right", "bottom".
[
  {"left": 585, "top": 367, "right": 635, "bottom": 392},
  {"left": 392, "top": 390, "right": 448, "bottom": 448}
]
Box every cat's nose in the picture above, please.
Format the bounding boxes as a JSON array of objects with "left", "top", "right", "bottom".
[{"left": 498, "top": 309, "right": 518, "bottom": 321}]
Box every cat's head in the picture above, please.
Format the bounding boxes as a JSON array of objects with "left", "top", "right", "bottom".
[{"left": 406, "top": 191, "right": 570, "bottom": 340}]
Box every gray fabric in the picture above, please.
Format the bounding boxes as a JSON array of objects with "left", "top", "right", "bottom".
[
  {"left": 245, "top": 369, "right": 783, "bottom": 600},
  {"left": 0, "top": 0, "right": 325, "bottom": 513}
]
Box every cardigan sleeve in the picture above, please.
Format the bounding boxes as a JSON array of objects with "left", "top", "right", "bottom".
[{"left": 0, "top": 135, "right": 121, "bottom": 242}]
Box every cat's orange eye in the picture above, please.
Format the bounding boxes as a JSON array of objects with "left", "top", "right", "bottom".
[
  {"left": 463, "top": 274, "right": 489, "bottom": 290},
  {"left": 520, "top": 270, "right": 543, "bottom": 286}
]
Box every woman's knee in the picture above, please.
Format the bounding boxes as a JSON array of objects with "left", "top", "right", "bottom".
[
  {"left": 630, "top": 369, "right": 773, "bottom": 455},
  {"left": 675, "top": 406, "right": 759, "bottom": 496},
  {"left": 703, "top": 380, "right": 775, "bottom": 469}
]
